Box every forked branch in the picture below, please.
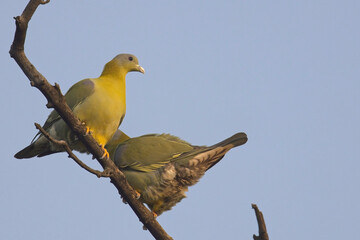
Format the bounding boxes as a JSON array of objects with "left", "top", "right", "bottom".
[{"left": 34, "top": 123, "right": 110, "bottom": 178}]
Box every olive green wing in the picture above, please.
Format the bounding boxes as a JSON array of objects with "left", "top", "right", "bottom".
[
  {"left": 113, "top": 134, "right": 194, "bottom": 172},
  {"left": 40, "top": 79, "right": 95, "bottom": 132}
]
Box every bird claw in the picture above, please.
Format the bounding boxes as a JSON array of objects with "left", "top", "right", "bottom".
[
  {"left": 84, "top": 127, "right": 92, "bottom": 136},
  {"left": 134, "top": 190, "right": 141, "bottom": 200},
  {"left": 81, "top": 122, "right": 92, "bottom": 136},
  {"left": 99, "top": 145, "right": 110, "bottom": 160}
]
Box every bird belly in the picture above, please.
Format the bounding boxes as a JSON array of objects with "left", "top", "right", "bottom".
[
  {"left": 73, "top": 90, "right": 125, "bottom": 146},
  {"left": 124, "top": 165, "right": 189, "bottom": 216}
]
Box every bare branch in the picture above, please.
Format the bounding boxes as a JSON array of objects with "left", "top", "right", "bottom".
[
  {"left": 252, "top": 204, "right": 269, "bottom": 240},
  {"left": 10, "top": 1, "right": 173, "bottom": 239},
  {"left": 34, "top": 123, "right": 109, "bottom": 178}
]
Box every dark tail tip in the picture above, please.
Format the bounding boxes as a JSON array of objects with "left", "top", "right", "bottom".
[
  {"left": 231, "top": 132, "right": 248, "bottom": 147},
  {"left": 14, "top": 144, "right": 37, "bottom": 159},
  {"left": 213, "top": 132, "right": 248, "bottom": 149}
]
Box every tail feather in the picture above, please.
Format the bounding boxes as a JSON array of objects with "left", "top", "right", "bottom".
[
  {"left": 175, "top": 132, "right": 247, "bottom": 169},
  {"left": 204, "top": 132, "right": 247, "bottom": 170},
  {"left": 14, "top": 142, "right": 49, "bottom": 159},
  {"left": 211, "top": 132, "right": 248, "bottom": 148}
]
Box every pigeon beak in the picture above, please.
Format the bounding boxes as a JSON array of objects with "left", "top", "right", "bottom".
[{"left": 137, "top": 65, "right": 145, "bottom": 74}]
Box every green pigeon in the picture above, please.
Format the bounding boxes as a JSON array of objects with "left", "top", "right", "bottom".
[
  {"left": 15, "top": 54, "right": 144, "bottom": 159},
  {"left": 106, "top": 130, "right": 248, "bottom": 216}
]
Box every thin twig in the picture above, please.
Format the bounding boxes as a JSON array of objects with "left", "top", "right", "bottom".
[
  {"left": 252, "top": 204, "right": 269, "bottom": 240},
  {"left": 34, "top": 123, "right": 110, "bottom": 178}
]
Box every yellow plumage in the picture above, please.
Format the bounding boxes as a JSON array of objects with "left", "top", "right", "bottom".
[{"left": 15, "top": 53, "right": 144, "bottom": 159}]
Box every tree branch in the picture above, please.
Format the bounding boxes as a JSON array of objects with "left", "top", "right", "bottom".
[
  {"left": 34, "top": 123, "right": 110, "bottom": 178},
  {"left": 10, "top": 1, "right": 172, "bottom": 239},
  {"left": 252, "top": 204, "right": 269, "bottom": 240}
]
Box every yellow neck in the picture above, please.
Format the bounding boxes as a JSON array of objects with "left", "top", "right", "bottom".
[
  {"left": 97, "top": 59, "right": 127, "bottom": 108},
  {"left": 100, "top": 60, "right": 127, "bottom": 79}
]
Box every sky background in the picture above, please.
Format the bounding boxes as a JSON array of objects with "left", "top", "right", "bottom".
[{"left": 1, "top": 1, "right": 359, "bottom": 239}]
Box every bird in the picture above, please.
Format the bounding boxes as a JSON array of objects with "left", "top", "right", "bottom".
[
  {"left": 105, "top": 129, "right": 248, "bottom": 216},
  {"left": 15, "top": 54, "right": 144, "bottom": 159}
]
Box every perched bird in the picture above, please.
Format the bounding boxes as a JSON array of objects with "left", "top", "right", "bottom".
[
  {"left": 106, "top": 130, "right": 248, "bottom": 216},
  {"left": 15, "top": 54, "right": 144, "bottom": 159}
]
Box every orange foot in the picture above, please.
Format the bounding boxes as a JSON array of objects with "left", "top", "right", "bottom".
[
  {"left": 134, "top": 190, "right": 141, "bottom": 199},
  {"left": 99, "top": 145, "right": 109, "bottom": 160},
  {"left": 85, "top": 127, "right": 91, "bottom": 135},
  {"left": 81, "top": 122, "right": 92, "bottom": 136}
]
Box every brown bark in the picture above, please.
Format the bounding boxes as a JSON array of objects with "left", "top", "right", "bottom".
[{"left": 252, "top": 204, "right": 269, "bottom": 240}]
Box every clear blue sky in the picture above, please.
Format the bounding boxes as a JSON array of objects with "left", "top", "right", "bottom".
[{"left": 1, "top": 1, "right": 359, "bottom": 239}]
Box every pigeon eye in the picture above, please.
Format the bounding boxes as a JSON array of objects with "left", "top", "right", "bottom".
[{"left": 128, "top": 56, "right": 133, "bottom": 61}]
